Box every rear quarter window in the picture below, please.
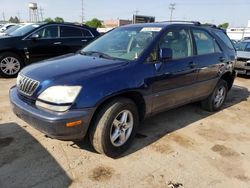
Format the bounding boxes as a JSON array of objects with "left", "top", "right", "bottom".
[{"left": 213, "top": 30, "right": 234, "bottom": 49}]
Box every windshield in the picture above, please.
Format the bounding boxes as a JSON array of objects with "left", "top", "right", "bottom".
[
  {"left": 10, "top": 24, "right": 42, "bottom": 37},
  {"left": 82, "top": 26, "right": 163, "bottom": 61},
  {"left": 235, "top": 42, "right": 249, "bottom": 51}
]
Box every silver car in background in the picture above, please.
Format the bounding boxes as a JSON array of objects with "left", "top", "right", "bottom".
[{"left": 235, "top": 40, "right": 250, "bottom": 75}]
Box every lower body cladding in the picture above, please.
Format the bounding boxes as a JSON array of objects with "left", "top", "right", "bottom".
[
  {"left": 9, "top": 87, "right": 95, "bottom": 140},
  {"left": 235, "top": 60, "right": 250, "bottom": 75}
]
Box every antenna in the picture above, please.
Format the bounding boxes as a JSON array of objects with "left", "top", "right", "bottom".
[{"left": 169, "top": 3, "right": 176, "bottom": 21}]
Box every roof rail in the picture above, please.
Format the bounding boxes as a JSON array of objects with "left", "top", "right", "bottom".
[
  {"left": 198, "top": 23, "right": 218, "bottom": 28},
  {"left": 160, "top": 20, "right": 201, "bottom": 25}
]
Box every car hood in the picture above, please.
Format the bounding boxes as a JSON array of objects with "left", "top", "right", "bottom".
[
  {"left": 21, "top": 53, "right": 128, "bottom": 83},
  {"left": 237, "top": 51, "right": 250, "bottom": 60},
  {"left": 0, "top": 36, "right": 22, "bottom": 46}
]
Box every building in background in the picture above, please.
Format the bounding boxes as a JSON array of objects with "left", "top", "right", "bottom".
[
  {"left": 103, "top": 19, "right": 132, "bottom": 28},
  {"left": 227, "top": 20, "right": 250, "bottom": 41},
  {"left": 97, "top": 19, "right": 132, "bottom": 34}
]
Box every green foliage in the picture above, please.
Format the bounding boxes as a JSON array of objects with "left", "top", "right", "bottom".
[
  {"left": 44, "top": 17, "right": 54, "bottom": 22},
  {"left": 44, "top": 17, "right": 64, "bottom": 23},
  {"left": 9, "top": 16, "right": 19, "bottom": 23},
  {"left": 85, "top": 18, "right": 103, "bottom": 28},
  {"left": 218, "top": 23, "right": 229, "bottom": 29},
  {"left": 54, "top": 17, "right": 64, "bottom": 23}
]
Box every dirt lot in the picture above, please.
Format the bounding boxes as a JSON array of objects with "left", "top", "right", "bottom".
[{"left": 0, "top": 77, "right": 250, "bottom": 188}]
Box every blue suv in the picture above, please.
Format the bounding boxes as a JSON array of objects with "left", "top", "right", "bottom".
[{"left": 10, "top": 22, "right": 236, "bottom": 157}]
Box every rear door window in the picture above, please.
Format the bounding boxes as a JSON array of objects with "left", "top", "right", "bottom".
[
  {"left": 192, "top": 29, "right": 221, "bottom": 55},
  {"left": 60, "top": 26, "right": 83, "bottom": 37}
]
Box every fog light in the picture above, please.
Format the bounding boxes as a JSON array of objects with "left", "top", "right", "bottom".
[{"left": 66, "top": 120, "right": 82, "bottom": 127}]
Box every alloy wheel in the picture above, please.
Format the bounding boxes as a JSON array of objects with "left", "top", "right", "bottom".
[{"left": 110, "top": 110, "right": 134, "bottom": 147}]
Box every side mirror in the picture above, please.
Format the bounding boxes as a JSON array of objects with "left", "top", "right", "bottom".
[
  {"left": 30, "top": 34, "right": 40, "bottom": 40},
  {"left": 160, "top": 48, "right": 172, "bottom": 62}
]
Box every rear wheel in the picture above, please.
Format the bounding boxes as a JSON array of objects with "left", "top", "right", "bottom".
[
  {"left": 89, "top": 98, "right": 139, "bottom": 158},
  {"left": 201, "top": 80, "right": 228, "bottom": 112},
  {"left": 0, "top": 52, "right": 23, "bottom": 78}
]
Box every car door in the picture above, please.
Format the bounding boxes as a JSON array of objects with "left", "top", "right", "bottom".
[
  {"left": 59, "top": 26, "right": 94, "bottom": 54},
  {"left": 190, "top": 28, "right": 224, "bottom": 98},
  {"left": 25, "top": 25, "right": 63, "bottom": 62},
  {"left": 149, "top": 27, "right": 199, "bottom": 113}
]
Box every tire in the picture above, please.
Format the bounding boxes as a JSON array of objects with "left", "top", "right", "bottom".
[
  {"left": 201, "top": 79, "right": 228, "bottom": 112},
  {"left": 0, "top": 52, "right": 24, "bottom": 78},
  {"left": 89, "top": 98, "right": 139, "bottom": 158}
]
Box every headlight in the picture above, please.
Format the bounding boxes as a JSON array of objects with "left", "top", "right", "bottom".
[{"left": 36, "top": 86, "right": 82, "bottom": 112}]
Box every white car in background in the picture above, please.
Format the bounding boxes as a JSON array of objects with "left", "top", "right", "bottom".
[
  {"left": 0, "top": 24, "right": 21, "bottom": 37},
  {"left": 0, "top": 23, "right": 16, "bottom": 32}
]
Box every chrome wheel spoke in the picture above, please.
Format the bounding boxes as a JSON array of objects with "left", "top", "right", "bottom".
[
  {"left": 111, "top": 129, "right": 121, "bottom": 143},
  {"left": 121, "top": 111, "right": 128, "bottom": 123},
  {"left": 119, "top": 132, "right": 126, "bottom": 142}
]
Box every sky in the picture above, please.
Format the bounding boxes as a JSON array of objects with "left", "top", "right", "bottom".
[{"left": 0, "top": 0, "right": 249, "bottom": 27}]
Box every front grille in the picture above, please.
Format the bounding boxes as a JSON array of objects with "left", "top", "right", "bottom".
[{"left": 17, "top": 74, "right": 39, "bottom": 96}]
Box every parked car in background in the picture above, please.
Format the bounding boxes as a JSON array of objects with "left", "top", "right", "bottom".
[
  {"left": 10, "top": 22, "right": 236, "bottom": 157},
  {"left": 234, "top": 40, "right": 250, "bottom": 75},
  {"left": 0, "top": 24, "right": 23, "bottom": 37},
  {"left": 0, "top": 22, "right": 100, "bottom": 77},
  {"left": 0, "top": 23, "right": 16, "bottom": 32}
]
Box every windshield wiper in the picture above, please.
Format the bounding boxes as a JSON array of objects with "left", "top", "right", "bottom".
[{"left": 80, "top": 51, "right": 117, "bottom": 60}]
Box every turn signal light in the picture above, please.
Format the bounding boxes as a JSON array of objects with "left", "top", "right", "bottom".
[{"left": 66, "top": 120, "right": 82, "bottom": 127}]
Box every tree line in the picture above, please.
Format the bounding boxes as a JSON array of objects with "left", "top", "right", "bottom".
[{"left": 6, "top": 15, "right": 230, "bottom": 30}]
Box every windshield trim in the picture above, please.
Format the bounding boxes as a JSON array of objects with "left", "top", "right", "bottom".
[{"left": 79, "top": 50, "right": 130, "bottom": 61}]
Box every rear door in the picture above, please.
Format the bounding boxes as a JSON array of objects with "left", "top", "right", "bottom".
[
  {"left": 59, "top": 25, "right": 95, "bottom": 54},
  {"left": 149, "top": 27, "right": 199, "bottom": 113},
  {"left": 190, "top": 28, "right": 224, "bottom": 98}
]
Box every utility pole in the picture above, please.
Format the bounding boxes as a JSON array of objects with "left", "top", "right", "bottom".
[
  {"left": 39, "top": 7, "right": 44, "bottom": 22},
  {"left": 133, "top": 9, "right": 139, "bottom": 24},
  {"left": 134, "top": 9, "right": 139, "bottom": 15},
  {"left": 169, "top": 3, "right": 176, "bottom": 21},
  {"left": 81, "top": 0, "right": 84, "bottom": 24},
  {"left": 2, "top": 12, "right": 5, "bottom": 21},
  {"left": 17, "top": 11, "right": 21, "bottom": 22}
]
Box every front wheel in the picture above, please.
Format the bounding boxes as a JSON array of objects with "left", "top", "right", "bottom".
[
  {"left": 0, "top": 52, "right": 24, "bottom": 78},
  {"left": 89, "top": 98, "right": 139, "bottom": 158},
  {"left": 201, "top": 80, "right": 228, "bottom": 112}
]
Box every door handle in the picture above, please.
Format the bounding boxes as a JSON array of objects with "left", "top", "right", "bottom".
[
  {"left": 189, "top": 62, "right": 197, "bottom": 68},
  {"left": 53, "top": 42, "right": 62, "bottom": 45},
  {"left": 81, "top": 39, "right": 87, "bottom": 42}
]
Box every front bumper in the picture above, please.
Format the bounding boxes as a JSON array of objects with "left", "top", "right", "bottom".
[
  {"left": 9, "top": 87, "right": 95, "bottom": 140},
  {"left": 234, "top": 60, "right": 250, "bottom": 75}
]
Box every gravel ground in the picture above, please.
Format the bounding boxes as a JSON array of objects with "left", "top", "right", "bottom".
[{"left": 0, "top": 77, "right": 250, "bottom": 188}]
